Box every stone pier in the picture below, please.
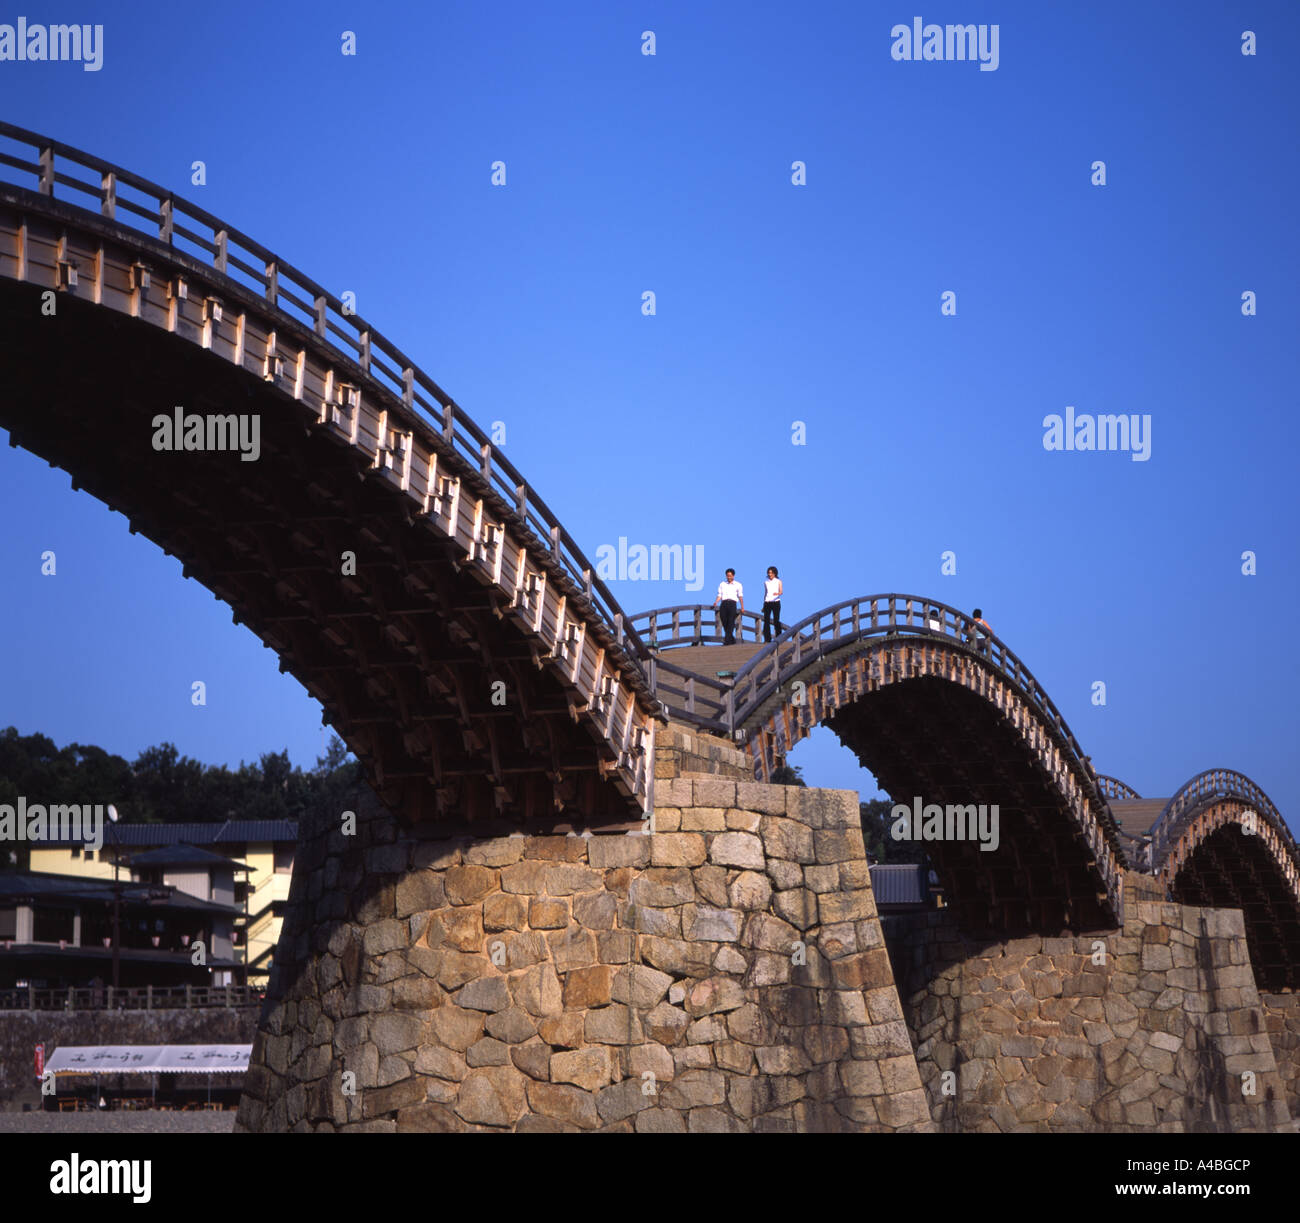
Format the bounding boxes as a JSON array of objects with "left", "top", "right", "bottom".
[
  {"left": 235, "top": 728, "right": 933, "bottom": 1132},
  {"left": 1260, "top": 991, "right": 1300, "bottom": 1122}
]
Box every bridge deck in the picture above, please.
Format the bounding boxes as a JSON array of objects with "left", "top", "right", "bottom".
[
  {"left": 654, "top": 643, "right": 764, "bottom": 680},
  {"left": 1108, "top": 798, "right": 1169, "bottom": 840}
]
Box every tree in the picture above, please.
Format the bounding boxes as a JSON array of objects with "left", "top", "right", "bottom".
[
  {"left": 0, "top": 725, "right": 364, "bottom": 834},
  {"left": 860, "top": 797, "right": 931, "bottom": 865},
  {"left": 770, "top": 762, "right": 806, "bottom": 787}
]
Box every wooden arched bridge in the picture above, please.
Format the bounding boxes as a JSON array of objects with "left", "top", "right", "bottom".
[
  {"left": 1, "top": 125, "right": 1295, "bottom": 973},
  {"left": 633, "top": 598, "right": 1126, "bottom": 931},
  {"left": 635, "top": 600, "right": 1300, "bottom": 971},
  {"left": 0, "top": 122, "right": 658, "bottom": 830}
]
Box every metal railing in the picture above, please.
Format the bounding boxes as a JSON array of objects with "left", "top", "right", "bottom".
[
  {"left": 0, "top": 984, "right": 264, "bottom": 1011},
  {"left": 0, "top": 120, "right": 649, "bottom": 667},
  {"left": 1147, "top": 768, "right": 1297, "bottom": 870}
]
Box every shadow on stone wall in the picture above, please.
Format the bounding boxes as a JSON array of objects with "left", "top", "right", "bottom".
[{"left": 882, "top": 875, "right": 1295, "bottom": 1132}]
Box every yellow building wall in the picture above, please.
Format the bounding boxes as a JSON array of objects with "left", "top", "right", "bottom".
[
  {"left": 240, "top": 842, "right": 292, "bottom": 984},
  {"left": 29, "top": 839, "right": 293, "bottom": 985},
  {"left": 28, "top": 846, "right": 118, "bottom": 880}
]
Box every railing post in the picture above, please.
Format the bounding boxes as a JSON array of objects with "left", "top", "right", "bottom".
[
  {"left": 214, "top": 229, "right": 228, "bottom": 274},
  {"left": 38, "top": 146, "right": 54, "bottom": 195},
  {"left": 100, "top": 171, "right": 116, "bottom": 219},
  {"left": 67, "top": 985, "right": 74, "bottom": 1012},
  {"left": 28, "top": 984, "right": 34, "bottom": 1010},
  {"left": 106, "top": 986, "right": 113, "bottom": 1010},
  {"left": 146, "top": 984, "right": 152, "bottom": 1011},
  {"left": 185, "top": 984, "right": 192, "bottom": 1009},
  {"left": 264, "top": 260, "right": 278, "bottom": 306},
  {"left": 159, "top": 197, "right": 173, "bottom": 244}
]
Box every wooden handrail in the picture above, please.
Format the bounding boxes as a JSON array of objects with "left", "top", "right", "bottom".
[
  {"left": 1097, "top": 774, "right": 1141, "bottom": 801},
  {"left": 1147, "top": 768, "right": 1297, "bottom": 869},
  {"left": 0, "top": 984, "right": 264, "bottom": 1011}
]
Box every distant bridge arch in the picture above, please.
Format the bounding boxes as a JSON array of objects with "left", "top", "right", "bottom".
[
  {"left": 633, "top": 596, "right": 1127, "bottom": 931},
  {"left": 1148, "top": 770, "right": 1300, "bottom": 992}
]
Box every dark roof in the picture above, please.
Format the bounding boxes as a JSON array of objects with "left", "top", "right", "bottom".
[
  {"left": 30, "top": 819, "right": 297, "bottom": 847},
  {"left": 870, "top": 863, "right": 938, "bottom": 907},
  {"left": 129, "top": 845, "right": 247, "bottom": 870},
  {"left": 0, "top": 871, "right": 241, "bottom": 914}
]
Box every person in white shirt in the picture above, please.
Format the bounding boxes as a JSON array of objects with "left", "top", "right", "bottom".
[
  {"left": 712, "top": 569, "right": 743, "bottom": 645},
  {"left": 762, "top": 567, "right": 783, "bottom": 643}
]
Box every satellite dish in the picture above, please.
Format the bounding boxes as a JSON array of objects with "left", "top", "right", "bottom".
[{"left": 107, "top": 805, "right": 118, "bottom": 823}]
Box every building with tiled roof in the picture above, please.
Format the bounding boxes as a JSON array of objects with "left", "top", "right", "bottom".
[{"left": 24, "top": 820, "right": 298, "bottom": 985}]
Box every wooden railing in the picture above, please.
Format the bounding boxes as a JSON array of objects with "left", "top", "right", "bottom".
[
  {"left": 1097, "top": 775, "right": 1142, "bottom": 801},
  {"left": 643, "top": 654, "right": 732, "bottom": 735},
  {"left": 1147, "top": 769, "right": 1296, "bottom": 870},
  {"left": 631, "top": 605, "right": 768, "bottom": 647},
  {"left": 0, "top": 121, "right": 649, "bottom": 667},
  {"left": 633, "top": 594, "right": 1111, "bottom": 811},
  {"left": 0, "top": 984, "right": 265, "bottom": 1011}
]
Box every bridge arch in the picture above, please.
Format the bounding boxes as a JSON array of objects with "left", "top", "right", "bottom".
[
  {"left": 1148, "top": 770, "right": 1300, "bottom": 992},
  {"left": 1097, "top": 775, "right": 1141, "bottom": 801},
  {"left": 0, "top": 122, "right": 659, "bottom": 828},
  {"left": 633, "top": 596, "right": 1127, "bottom": 931}
]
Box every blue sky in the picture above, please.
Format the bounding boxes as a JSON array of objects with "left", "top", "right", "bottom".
[{"left": 0, "top": 2, "right": 1296, "bottom": 830}]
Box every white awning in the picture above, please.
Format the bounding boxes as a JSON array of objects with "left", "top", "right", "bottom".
[{"left": 44, "top": 1044, "right": 251, "bottom": 1075}]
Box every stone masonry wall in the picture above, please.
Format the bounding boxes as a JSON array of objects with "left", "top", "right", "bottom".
[
  {"left": 883, "top": 872, "right": 1295, "bottom": 1132},
  {"left": 235, "top": 729, "right": 932, "bottom": 1132},
  {"left": 1261, "top": 992, "right": 1300, "bottom": 1121}
]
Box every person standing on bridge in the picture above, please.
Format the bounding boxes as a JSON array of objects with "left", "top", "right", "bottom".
[
  {"left": 713, "top": 569, "right": 744, "bottom": 645},
  {"left": 762, "top": 567, "right": 783, "bottom": 643},
  {"left": 967, "top": 607, "right": 992, "bottom": 654}
]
